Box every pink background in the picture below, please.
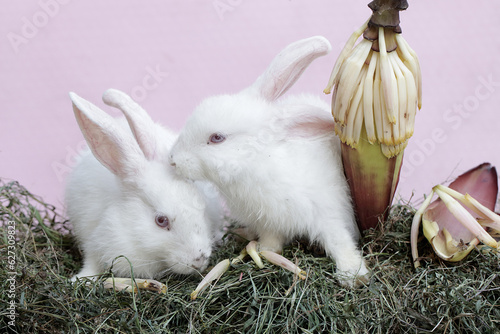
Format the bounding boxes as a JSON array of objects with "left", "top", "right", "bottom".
[{"left": 1, "top": 1, "right": 499, "bottom": 213}]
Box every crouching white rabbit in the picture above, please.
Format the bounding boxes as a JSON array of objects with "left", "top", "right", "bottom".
[
  {"left": 66, "top": 89, "right": 223, "bottom": 285},
  {"left": 169, "top": 36, "right": 370, "bottom": 287}
]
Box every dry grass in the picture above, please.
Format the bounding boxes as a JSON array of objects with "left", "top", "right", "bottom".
[{"left": 1, "top": 179, "right": 499, "bottom": 333}]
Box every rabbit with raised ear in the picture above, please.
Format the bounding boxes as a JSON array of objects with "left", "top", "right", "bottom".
[
  {"left": 169, "top": 36, "right": 369, "bottom": 287},
  {"left": 66, "top": 89, "right": 223, "bottom": 282}
]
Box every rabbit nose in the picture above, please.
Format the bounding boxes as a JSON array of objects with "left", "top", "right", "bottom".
[
  {"left": 195, "top": 253, "right": 209, "bottom": 263},
  {"left": 192, "top": 253, "right": 209, "bottom": 270},
  {"left": 169, "top": 154, "right": 176, "bottom": 167}
]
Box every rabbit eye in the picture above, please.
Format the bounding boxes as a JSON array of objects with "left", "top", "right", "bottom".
[
  {"left": 155, "top": 215, "right": 171, "bottom": 230},
  {"left": 208, "top": 133, "right": 226, "bottom": 144}
]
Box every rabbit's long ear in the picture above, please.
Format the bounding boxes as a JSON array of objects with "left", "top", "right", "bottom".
[
  {"left": 248, "top": 36, "right": 331, "bottom": 102},
  {"left": 70, "top": 92, "right": 143, "bottom": 177},
  {"left": 102, "top": 89, "right": 158, "bottom": 161}
]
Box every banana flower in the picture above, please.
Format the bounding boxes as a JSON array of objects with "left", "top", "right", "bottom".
[{"left": 324, "top": 0, "right": 421, "bottom": 231}]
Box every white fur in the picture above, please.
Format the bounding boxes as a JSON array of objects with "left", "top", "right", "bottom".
[
  {"left": 66, "top": 89, "right": 223, "bottom": 280},
  {"left": 169, "top": 36, "right": 369, "bottom": 287}
]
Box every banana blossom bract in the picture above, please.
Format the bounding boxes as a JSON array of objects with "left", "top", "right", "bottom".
[
  {"left": 190, "top": 241, "right": 306, "bottom": 300},
  {"left": 101, "top": 277, "right": 167, "bottom": 294},
  {"left": 411, "top": 163, "right": 499, "bottom": 268}
]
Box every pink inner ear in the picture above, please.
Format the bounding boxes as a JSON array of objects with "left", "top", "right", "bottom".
[
  {"left": 79, "top": 121, "right": 120, "bottom": 176},
  {"left": 76, "top": 110, "right": 136, "bottom": 177},
  {"left": 102, "top": 88, "right": 158, "bottom": 161},
  {"left": 254, "top": 36, "right": 331, "bottom": 102},
  {"left": 71, "top": 92, "right": 144, "bottom": 179},
  {"left": 286, "top": 115, "right": 335, "bottom": 138},
  {"left": 260, "top": 64, "right": 307, "bottom": 102}
]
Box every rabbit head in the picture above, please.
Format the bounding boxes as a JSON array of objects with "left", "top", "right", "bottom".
[
  {"left": 169, "top": 36, "right": 333, "bottom": 184},
  {"left": 68, "top": 90, "right": 217, "bottom": 277}
]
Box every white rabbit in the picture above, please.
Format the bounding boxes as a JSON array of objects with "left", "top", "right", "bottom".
[
  {"left": 66, "top": 89, "right": 223, "bottom": 281},
  {"left": 169, "top": 36, "right": 369, "bottom": 287}
]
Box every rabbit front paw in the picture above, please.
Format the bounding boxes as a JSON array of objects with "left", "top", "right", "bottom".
[{"left": 336, "top": 258, "right": 370, "bottom": 288}]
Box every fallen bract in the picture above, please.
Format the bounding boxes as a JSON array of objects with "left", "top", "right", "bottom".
[
  {"left": 190, "top": 241, "right": 307, "bottom": 300},
  {"left": 101, "top": 277, "right": 167, "bottom": 294},
  {"left": 411, "top": 163, "right": 499, "bottom": 267}
]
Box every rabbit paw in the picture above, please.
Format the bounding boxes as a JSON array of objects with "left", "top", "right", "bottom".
[{"left": 336, "top": 259, "right": 370, "bottom": 288}]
